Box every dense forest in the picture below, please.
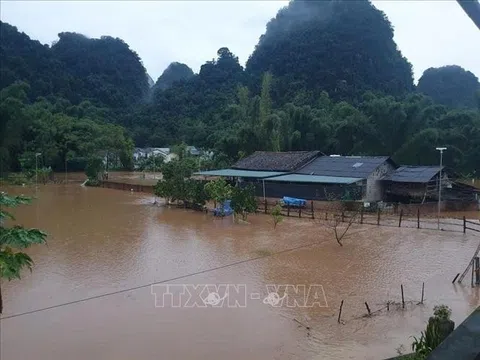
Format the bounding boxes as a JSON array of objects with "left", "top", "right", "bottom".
[{"left": 1, "top": 0, "right": 479, "bottom": 176}]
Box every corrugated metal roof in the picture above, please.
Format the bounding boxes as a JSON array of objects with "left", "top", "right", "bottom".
[
  {"left": 266, "top": 174, "right": 363, "bottom": 184},
  {"left": 194, "top": 169, "right": 286, "bottom": 178},
  {"left": 232, "top": 151, "right": 320, "bottom": 172},
  {"left": 383, "top": 166, "right": 443, "bottom": 183},
  {"left": 297, "top": 156, "right": 392, "bottom": 179}
]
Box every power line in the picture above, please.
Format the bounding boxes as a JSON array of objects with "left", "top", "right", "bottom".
[{"left": 0, "top": 239, "right": 322, "bottom": 321}]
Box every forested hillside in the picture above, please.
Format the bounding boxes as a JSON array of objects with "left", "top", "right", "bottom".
[
  {"left": 153, "top": 62, "right": 194, "bottom": 92},
  {"left": 417, "top": 65, "right": 480, "bottom": 109},
  {"left": 1, "top": 0, "right": 479, "bottom": 176}
]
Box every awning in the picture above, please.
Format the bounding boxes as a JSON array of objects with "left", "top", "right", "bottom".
[
  {"left": 194, "top": 169, "right": 286, "bottom": 179},
  {"left": 265, "top": 174, "right": 363, "bottom": 184}
]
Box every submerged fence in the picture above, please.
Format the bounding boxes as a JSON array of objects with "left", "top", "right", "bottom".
[{"left": 256, "top": 198, "right": 480, "bottom": 234}]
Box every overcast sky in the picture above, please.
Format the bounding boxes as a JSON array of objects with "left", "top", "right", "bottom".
[{"left": 1, "top": 1, "right": 479, "bottom": 83}]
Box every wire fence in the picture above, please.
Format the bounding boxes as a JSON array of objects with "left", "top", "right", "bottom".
[{"left": 256, "top": 198, "right": 480, "bottom": 234}]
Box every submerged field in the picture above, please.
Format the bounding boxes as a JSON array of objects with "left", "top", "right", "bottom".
[{"left": 1, "top": 184, "right": 479, "bottom": 360}]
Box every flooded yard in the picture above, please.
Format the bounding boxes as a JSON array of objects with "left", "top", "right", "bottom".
[{"left": 0, "top": 184, "right": 479, "bottom": 359}]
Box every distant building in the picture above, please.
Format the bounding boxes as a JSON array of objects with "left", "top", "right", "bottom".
[{"left": 133, "top": 146, "right": 205, "bottom": 169}]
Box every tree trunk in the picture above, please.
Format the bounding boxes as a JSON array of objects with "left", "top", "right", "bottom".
[{"left": 0, "top": 284, "right": 3, "bottom": 314}]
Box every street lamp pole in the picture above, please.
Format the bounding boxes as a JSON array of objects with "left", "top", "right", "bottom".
[
  {"left": 35, "top": 152, "right": 42, "bottom": 187},
  {"left": 435, "top": 147, "right": 447, "bottom": 229}
]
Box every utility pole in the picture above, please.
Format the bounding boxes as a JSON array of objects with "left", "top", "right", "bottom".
[
  {"left": 35, "top": 152, "right": 42, "bottom": 188},
  {"left": 436, "top": 147, "right": 447, "bottom": 229}
]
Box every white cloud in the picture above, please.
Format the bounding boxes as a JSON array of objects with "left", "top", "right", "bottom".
[{"left": 1, "top": 0, "right": 478, "bottom": 82}]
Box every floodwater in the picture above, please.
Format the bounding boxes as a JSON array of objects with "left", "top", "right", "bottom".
[{"left": 0, "top": 184, "right": 479, "bottom": 360}]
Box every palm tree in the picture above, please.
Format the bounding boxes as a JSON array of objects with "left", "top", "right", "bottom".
[{"left": 0, "top": 192, "right": 47, "bottom": 314}]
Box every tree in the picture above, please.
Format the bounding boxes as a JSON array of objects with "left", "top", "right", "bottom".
[
  {"left": 271, "top": 204, "right": 283, "bottom": 229},
  {"left": 204, "top": 178, "right": 233, "bottom": 210},
  {"left": 231, "top": 184, "right": 257, "bottom": 221},
  {"left": 85, "top": 156, "right": 104, "bottom": 185},
  {"left": 0, "top": 192, "right": 47, "bottom": 313},
  {"left": 154, "top": 158, "right": 197, "bottom": 204}
]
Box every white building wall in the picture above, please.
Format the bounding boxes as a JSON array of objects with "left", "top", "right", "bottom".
[{"left": 365, "top": 162, "right": 396, "bottom": 202}]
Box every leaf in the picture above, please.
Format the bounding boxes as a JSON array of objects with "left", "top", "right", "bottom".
[
  {"left": 0, "top": 226, "right": 47, "bottom": 248},
  {"left": 0, "top": 248, "right": 34, "bottom": 280}
]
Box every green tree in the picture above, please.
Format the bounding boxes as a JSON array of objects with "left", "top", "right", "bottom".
[
  {"left": 85, "top": 156, "right": 104, "bottom": 185},
  {"left": 0, "top": 192, "right": 47, "bottom": 314},
  {"left": 204, "top": 178, "right": 233, "bottom": 210},
  {"left": 271, "top": 204, "right": 283, "bottom": 229},
  {"left": 231, "top": 184, "right": 257, "bottom": 220},
  {"left": 154, "top": 158, "right": 197, "bottom": 204}
]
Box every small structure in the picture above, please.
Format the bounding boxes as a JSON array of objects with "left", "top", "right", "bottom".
[{"left": 382, "top": 166, "right": 478, "bottom": 203}]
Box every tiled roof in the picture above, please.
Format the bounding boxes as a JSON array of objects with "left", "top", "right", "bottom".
[{"left": 232, "top": 151, "right": 320, "bottom": 172}]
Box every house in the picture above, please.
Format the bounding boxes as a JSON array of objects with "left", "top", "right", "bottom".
[
  {"left": 294, "top": 155, "right": 397, "bottom": 202},
  {"left": 382, "top": 165, "right": 478, "bottom": 203},
  {"left": 195, "top": 151, "right": 321, "bottom": 196},
  {"left": 134, "top": 146, "right": 202, "bottom": 166},
  {"left": 196, "top": 152, "right": 398, "bottom": 202}
]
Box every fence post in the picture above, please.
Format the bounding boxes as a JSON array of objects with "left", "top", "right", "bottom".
[
  {"left": 337, "top": 300, "right": 344, "bottom": 324},
  {"left": 299, "top": 206, "right": 302, "bottom": 218},
  {"left": 398, "top": 209, "right": 403, "bottom": 228},
  {"left": 377, "top": 208, "right": 381, "bottom": 226},
  {"left": 341, "top": 211, "right": 345, "bottom": 223},
  {"left": 463, "top": 216, "right": 466, "bottom": 234},
  {"left": 417, "top": 208, "right": 420, "bottom": 229},
  {"left": 287, "top": 204, "right": 290, "bottom": 217},
  {"left": 264, "top": 199, "right": 267, "bottom": 214},
  {"left": 325, "top": 211, "right": 328, "bottom": 221},
  {"left": 401, "top": 284, "right": 405, "bottom": 309},
  {"left": 360, "top": 207, "right": 364, "bottom": 224},
  {"left": 420, "top": 282, "right": 425, "bottom": 304},
  {"left": 311, "top": 201, "right": 314, "bottom": 219}
]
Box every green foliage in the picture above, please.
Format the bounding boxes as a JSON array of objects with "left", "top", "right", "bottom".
[
  {"left": 36, "top": 167, "right": 52, "bottom": 185},
  {"left": 1, "top": 14, "right": 480, "bottom": 176},
  {"left": 0, "top": 22, "right": 148, "bottom": 108},
  {"left": 0, "top": 192, "right": 47, "bottom": 313},
  {"left": 418, "top": 65, "right": 480, "bottom": 109},
  {"left": 184, "top": 179, "right": 209, "bottom": 209},
  {"left": 154, "top": 158, "right": 198, "bottom": 204},
  {"left": 271, "top": 204, "right": 283, "bottom": 229},
  {"left": 85, "top": 156, "right": 104, "bottom": 182},
  {"left": 204, "top": 178, "right": 233, "bottom": 206},
  {"left": 246, "top": 0, "right": 414, "bottom": 102},
  {"left": 410, "top": 305, "right": 454, "bottom": 360},
  {"left": 231, "top": 184, "right": 257, "bottom": 220},
  {"left": 0, "top": 81, "right": 134, "bottom": 174},
  {"left": 153, "top": 62, "right": 194, "bottom": 92}
]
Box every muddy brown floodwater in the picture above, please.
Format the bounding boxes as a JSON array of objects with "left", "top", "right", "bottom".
[{"left": 0, "top": 184, "right": 479, "bottom": 360}]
